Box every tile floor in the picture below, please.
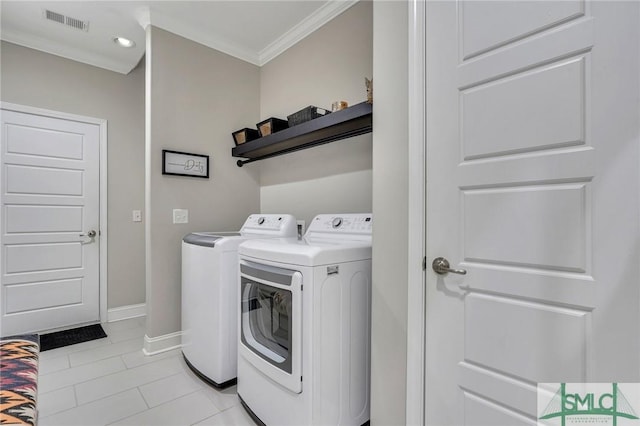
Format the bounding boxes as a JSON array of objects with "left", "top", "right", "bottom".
[{"left": 37, "top": 317, "right": 257, "bottom": 426}]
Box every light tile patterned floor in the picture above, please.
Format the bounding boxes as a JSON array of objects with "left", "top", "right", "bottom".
[{"left": 37, "top": 317, "right": 257, "bottom": 426}]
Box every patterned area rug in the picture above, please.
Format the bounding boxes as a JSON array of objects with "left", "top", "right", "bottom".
[
  {"left": 0, "top": 334, "right": 39, "bottom": 426},
  {"left": 40, "top": 324, "right": 107, "bottom": 351}
]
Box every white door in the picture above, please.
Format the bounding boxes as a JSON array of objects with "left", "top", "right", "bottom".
[
  {"left": 1, "top": 107, "right": 101, "bottom": 335},
  {"left": 425, "top": 1, "right": 640, "bottom": 424}
]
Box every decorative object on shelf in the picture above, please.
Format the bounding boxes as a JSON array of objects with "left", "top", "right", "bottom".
[
  {"left": 287, "top": 105, "right": 331, "bottom": 127},
  {"left": 331, "top": 101, "right": 348, "bottom": 112},
  {"left": 365, "top": 77, "right": 373, "bottom": 104},
  {"left": 232, "top": 128, "right": 259, "bottom": 146},
  {"left": 162, "top": 150, "right": 209, "bottom": 178},
  {"left": 257, "top": 117, "right": 289, "bottom": 137}
]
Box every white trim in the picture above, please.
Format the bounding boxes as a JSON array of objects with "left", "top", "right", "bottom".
[
  {"left": 6, "top": 2, "right": 356, "bottom": 72},
  {"left": 107, "top": 303, "right": 146, "bottom": 322},
  {"left": 144, "top": 7, "right": 260, "bottom": 65},
  {"left": 0, "top": 102, "right": 109, "bottom": 326},
  {"left": 258, "top": 0, "right": 359, "bottom": 65},
  {"left": 144, "top": 25, "right": 153, "bottom": 359},
  {"left": 136, "top": 1, "right": 357, "bottom": 67},
  {"left": 143, "top": 331, "right": 182, "bottom": 356},
  {"left": 1, "top": 28, "right": 141, "bottom": 75},
  {"left": 134, "top": 7, "right": 151, "bottom": 31},
  {"left": 1, "top": 102, "right": 106, "bottom": 127},
  {"left": 99, "top": 117, "right": 108, "bottom": 326},
  {"left": 406, "top": 1, "right": 426, "bottom": 425}
]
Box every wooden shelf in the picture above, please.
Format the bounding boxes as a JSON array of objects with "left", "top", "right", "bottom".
[{"left": 231, "top": 102, "right": 372, "bottom": 167}]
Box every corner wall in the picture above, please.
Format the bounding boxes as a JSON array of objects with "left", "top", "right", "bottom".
[
  {"left": 145, "top": 27, "right": 261, "bottom": 340},
  {"left": 371, "top": 1, "right": 409, "bottom": 424},
  {"left": 258, "top": 1, "right": 373, "bottom": 225},
  {"left": 0, "top": 41, "right": 146, "bottom": 310}
]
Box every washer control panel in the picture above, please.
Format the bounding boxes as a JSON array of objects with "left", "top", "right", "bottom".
[
  {"left": 310, "top": 214, "right": 373, "bottom": 234},
  {"left": 241, "top": 214, "right": 298, "bottom": 236}
]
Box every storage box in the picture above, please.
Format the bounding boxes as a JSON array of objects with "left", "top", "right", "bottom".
[
  {"left": 232, "top": 128, "right": 260, "bottom": 146},
  {"left": 257, "top": 117, "right": 289, "bottom": 137},
  {"left": 287, "top": 106, "right": 331, "bottom": 127}
]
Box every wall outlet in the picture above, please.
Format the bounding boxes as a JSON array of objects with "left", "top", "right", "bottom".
[
  {"left": 132, "top": 210, "right": 142, "bottom": 222},
  {"left": 173, "top": 209, "right": 189, "bottom": 224}
]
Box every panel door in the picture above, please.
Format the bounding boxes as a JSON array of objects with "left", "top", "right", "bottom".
[
  {"left": 425, "top": 1, "right": 640, "bottom": 424},
  {"left": 1, "top": 108, "right": 101, "bottom": 335}
]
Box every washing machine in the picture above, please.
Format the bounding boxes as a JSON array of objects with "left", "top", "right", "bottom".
[
  {"left": 181, "top": 214, "right": 297, "bottom": 388},
  {"left": 237, "top": 213, "right": 372, "bottom": 426}
]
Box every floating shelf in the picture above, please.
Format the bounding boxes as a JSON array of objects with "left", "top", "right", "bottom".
[{"left": 232, "top": 102, "right": 372, "bottom": 167}]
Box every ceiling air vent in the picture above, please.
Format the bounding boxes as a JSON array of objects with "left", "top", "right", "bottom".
[
  {"left": 44, "top": 9, "right": 89, "bottom": 32},
  {"left": 45, "top": 10, "right": 65, "bottom": 24}
]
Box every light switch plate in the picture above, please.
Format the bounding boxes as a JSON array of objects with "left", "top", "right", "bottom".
[
  {"left": 132, "top": 210, "right": 142, "bottom": 222},
  {"left": 173, "top": 209, "right": 189, "bottom": 224}
]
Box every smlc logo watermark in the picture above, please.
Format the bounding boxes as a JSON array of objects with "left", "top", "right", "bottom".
[{"left": 538, "top": 383, "right": 640, "bottom": 425}]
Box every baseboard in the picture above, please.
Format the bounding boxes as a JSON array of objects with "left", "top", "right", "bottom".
[
  {"left": 107, "top": 303, "right": 146, "bottom": 322},
  {"left": 142, "top": 331, "right": 182, "bottom": 356}
]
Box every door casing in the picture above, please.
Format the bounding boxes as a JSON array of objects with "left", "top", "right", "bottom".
[
  {"left": 1, "top": 101, "right": 108, "bottom": 328},
  {"left": 406, "top": 0, "right": 427, "bottom": 424}
]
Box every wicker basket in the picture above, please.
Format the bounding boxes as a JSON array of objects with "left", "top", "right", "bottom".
[
  {"left": 232, "top": 128, "right": 259, "bottom": 146},
  {"left": 287, "top": 106, "right": 331, "bottom": 127},
  {"left": 257, "top": 117, "right": 289, "bottom": 137}
]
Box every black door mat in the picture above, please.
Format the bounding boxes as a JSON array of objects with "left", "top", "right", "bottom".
[{"left": 40, "top": 324, "right": 108, "bottom": 351}]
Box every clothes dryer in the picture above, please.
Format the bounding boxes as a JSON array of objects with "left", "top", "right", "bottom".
[
  {"left": 181, "top": 214, "right": 297, "bottom": 388},
  {"left": 237, "top": 213, "right": 372, "bottom": 425}
]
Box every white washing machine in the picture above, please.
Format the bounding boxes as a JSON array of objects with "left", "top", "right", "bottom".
[
  {"left": 237, "top": 213, "right": 372, "bottom": 426},
  {"left": 181, "top": 214, "right": 297, "bottom": 388}
]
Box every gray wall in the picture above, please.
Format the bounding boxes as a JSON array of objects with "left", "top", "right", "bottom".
[
  {"left": 259, "top": 1, "right": 373, "bottom": 226},
  {"left": 2, "top": 5, "right": 410, "bottom": 420},
  {"left": 145, "top": 27, "right": 261, "bottom": 338},
  {"left": 0, "top": 41, "right": 146, "bottom": 309},
  {"left": 371, "top": 1, "right": 409, "bottom": 424}
]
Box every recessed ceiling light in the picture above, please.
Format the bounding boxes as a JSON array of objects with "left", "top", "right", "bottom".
[{"left": 113, "top": 37, "right": 135, "bottom": 48}]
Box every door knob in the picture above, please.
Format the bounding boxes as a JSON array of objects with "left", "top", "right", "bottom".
[
  {"left": 432, "top": 257, "right": 467, "bottom": 275},
  {"left": 80, "top": 230, "right": 97, "bottom": 238}
]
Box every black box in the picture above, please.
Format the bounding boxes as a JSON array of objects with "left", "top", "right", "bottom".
[
  {"left": 232, "top": 128, "right": 259, "bottom": 146},
  {"left": 287, "top": 106, "right": 331, "bottom": 127},
  {"left": 257, "top": 117, "right": 289, "bottom": 137}
]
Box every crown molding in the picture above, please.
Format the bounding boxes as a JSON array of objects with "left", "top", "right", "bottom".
[
  {"left": 134, "top": 6, "right": 151, "bottom": 30},
  {"left": 141, "top": 1, "right": 359, "bottom": 68},
  {"left": 1, "top": 28, "right": 142, "bottom": 74},
  {"left": 258, "top": 0, "right": 359, "bottom": 66},
  {"left": 3, "top": 1, "right": 361, "bottom": 74},
  {"left": 144, "top": 6, "right": 260, "bottom": 66}
]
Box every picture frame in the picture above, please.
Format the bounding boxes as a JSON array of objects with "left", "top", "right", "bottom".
[{"left": 162, "top": 150, "right": 209, "bottom": 178}]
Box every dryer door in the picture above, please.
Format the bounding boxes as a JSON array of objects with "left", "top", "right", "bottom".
[{"left": 239, "top": 261, "right": 302, "bottom": 393}]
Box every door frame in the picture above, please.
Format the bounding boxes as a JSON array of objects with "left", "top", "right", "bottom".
[
  {"left": 1, "top": 101, "right": 109, "bottom": 325},
  {"left": 406, "top": 0, "right": 427, "bottom": 424}
]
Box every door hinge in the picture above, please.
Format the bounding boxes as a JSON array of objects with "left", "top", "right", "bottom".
[{"left": 422, "top": 256, "right": 427, "bottom": 271}]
